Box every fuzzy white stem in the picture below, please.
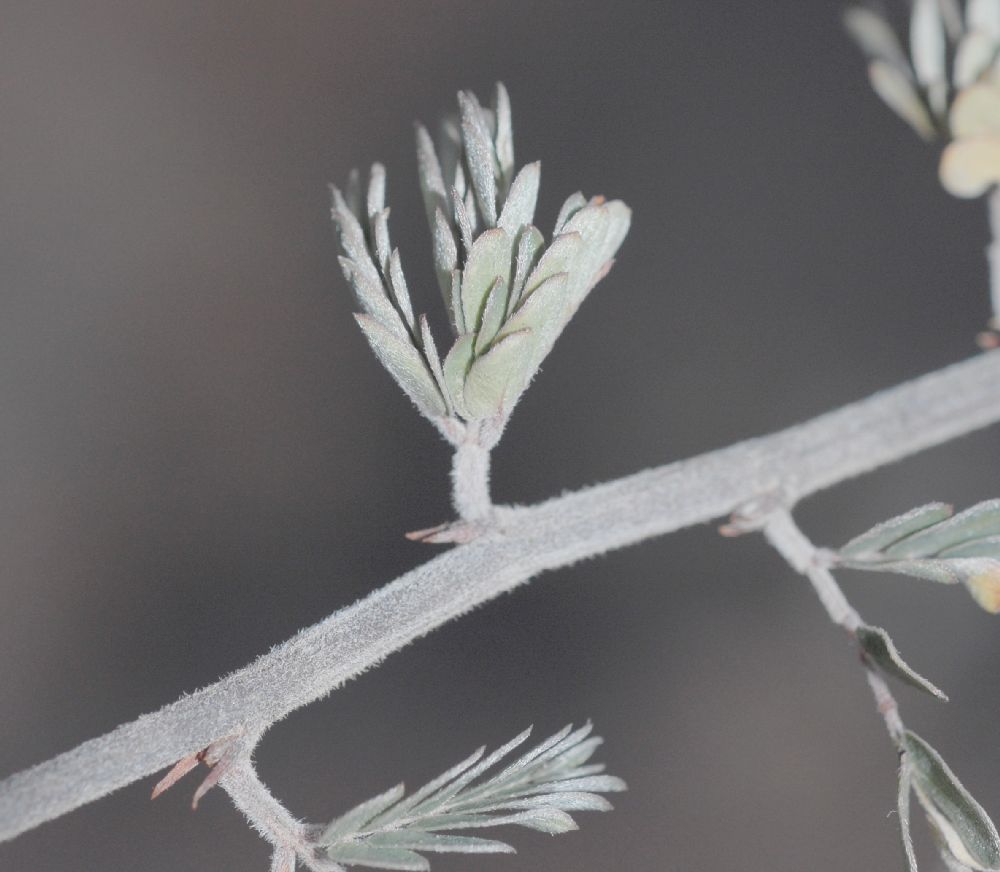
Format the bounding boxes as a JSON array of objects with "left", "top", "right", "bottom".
[
  {"left": 865, "top": 669, "right": 905, "bottom": 740},
  {"left": 271, "top": 847, "right": 297, "bottom": 872},
  {"left": 451, "top": 435, "right": 493, "bottom": 521},
  {"left": 763, "top": 510, "right": 904, "bottom": 741},
  {"left": 988, "top": 188, "right": 1000, "bottom": 328},
  {"left": 221, "top": 761, "right": 314, "bottom": 869},
  {"left": 1, "top": 351, "right": 998, "bottom": 841},
  {"left": 763, "top": 512, "right": 861, "bottom": 630}
]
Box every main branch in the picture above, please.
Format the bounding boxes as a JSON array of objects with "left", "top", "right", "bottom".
[{"left": 1, "top": 351, "right": 999, "bottom": 842}]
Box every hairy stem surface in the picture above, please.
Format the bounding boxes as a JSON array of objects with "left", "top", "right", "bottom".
[
  {"left": 1, "top": 351, "right": 998, "bottom": 841},
  {"left": 221, "top": 762, "right": 317, "bottom": 871},
  {"left": 451, "top": 434, "right": 493, "bottom": 521},
  {"left": 762, "top": 511, "right": 861, "bottom": 632}
]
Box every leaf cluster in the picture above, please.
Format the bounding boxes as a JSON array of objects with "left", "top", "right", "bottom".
[
  {"left": 845, "top": 0, "right": 1000, "bottom": 139},
  {"left": 845, "top": 0, "right": 1000, "bottom": 197},
  {"left": 837, "top": 500, "right": 1000, "bottom": 611},
  {"left": 330, "top": 85, "right": 630, "bottom": 446},
  {"left": 315, "top": 723, "right": 626, "bottom": 872}
]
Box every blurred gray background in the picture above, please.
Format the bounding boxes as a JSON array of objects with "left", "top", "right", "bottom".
[{"left": 2, "top": 2, "right": 999, "bottom": 870}]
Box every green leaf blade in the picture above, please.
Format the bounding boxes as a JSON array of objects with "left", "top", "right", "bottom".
[
  {"left": 463, "top": 329, "right": 535, "bottom": 420},
  {"left": 521, "top": 233, "right": 583, "bottom": 300},
  {"left": 367, "top": 746, "right": 487, "bottom": 831},
  {"left": 493, "top": 82, "right": 514, "bottom": 195},
  {"left": 441, "top": 333, "right": 475, "bottom": 420},
  {"left": 355, "top": 316, "right": 447, "bottom": 420},
  {"left": 839, "top": 503, "right": 954, "bottom": 558},
  {"left": 366, "top": 832, "right": 514, "bottom": 855},
  {"left": 560, "top": 199, "right": 630, "bottom": 311},
  {"left": 475, "top": 277, "right": 510, "bottom": 354},
  {"left": 431, "top": 208, "right": 458, "bottom": 310},
  {"left": 553, "top": 191, "right": 587, "bottom": 235},
  {"left": 320, "top": 721, "right": 622, "bottom": 869},
  {"left": 460, "top": 229, "right": 513, "bottom": 334},
  {"left": 409, "top": 728, "right": 534, "bottom": 818},
  {"left": 885, "top": 500, "right": 1000, "bottom": 558},
  {"left": 415, "top": 123, "right": 449, "bottom": 232},
  {"left": 324, "top": 843, "right": 428, "bottom": 872},
  {"left": 320, "top": 784, "right": 406, "bottom": 846},
  {"left": 458, "top": 91, "right": 498, "bottom": 227},
  {"left": 508, "top": 225, "right": 545, "bottom": 313},
  {"left": 339, "top": 257, "right": 408, "bottom": 340},
  {"left": 904, "top": 730, "right": 1000, "bottom": 871},
  {"left": 899, "top": 762, "right": 918, "bottom": 872},
  {"left": 497, "top": 162, "right": 540, "bottom": 237},
  {"left": 856, "top": 624, "right": 948, "bottom": 700}
]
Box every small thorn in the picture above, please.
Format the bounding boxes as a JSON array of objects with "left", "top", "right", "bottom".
[
  {"left": 191, "top": 764, "right": 225, "bottom": 810},
  {"left": 151, "top": 733, "right": 245, "bottom": 809},
  {"left": 151, "top": 751, "right": 202, "bottom": 800},
  {"left": 405, "top": 522, "right": 449, "bottom": 542},
  {"left": 719, "top": 514, "right": 764, "bottom": 537},
  {"left": 406, "top": 520, "right": 490, "bottom": 544},
  {"left": 720, "top": 491, "right": 791, "bottom": 536},
  {"left": 718, "top": 521, "right": 748, "bottom": 537},
  {"left": 191, "top": 738, "right": 242, "bottom": 809},
  {"left": 976, "top": 329, "right": 1000, "bottom": 350}
]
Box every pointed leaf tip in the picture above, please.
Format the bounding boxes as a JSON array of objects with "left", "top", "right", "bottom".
[
  {"left": 868, "top": 60, "right": 937, "bottom": 139},
  {"left": 844, "top": 7, "right": 909, "bottom": 70},
  {"left": 458, "top": 90, "right": 499, "bottom": 227},
  {"left": 498, "top": 162, "right": 540, "bottom": 236},
  {"left": 856, "top": 624, "right": 948, "bottom": 700}
]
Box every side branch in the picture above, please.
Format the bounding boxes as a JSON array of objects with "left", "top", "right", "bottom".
[
  {"left": 1, "top": 351, "right": 999, "bottom": 842},
  {"left": 989, "top": 187, "right": 1000, "bottom": 329},
  {"left": 762, "top": 510, "right": 904, "bottom": 740}
]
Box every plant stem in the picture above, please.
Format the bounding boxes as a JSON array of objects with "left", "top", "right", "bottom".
[
  {"left": 221, "top": 762, "right": 318, "bottom": 871},
  {"left": 762, "top": 511, "right": 861, "bottom": 632},
  {"left": 762, "top": 510, "right": 904, "bottom": 741},
  {"left": 451, "top": 432, "right": 493, "bottom": 521},
  {"left": 222, "top": 762, "right": 306, "bottom": 849},
  {"left": 988, "top": 187, "right": 1000, "bottom": 329},
  {"left": 1, "top": 351, "right": 998, "bottom": 841}
]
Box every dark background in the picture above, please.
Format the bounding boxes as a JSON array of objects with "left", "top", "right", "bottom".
[{"left": 2, "top": 2, "right": 998, "bottom": 870}]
